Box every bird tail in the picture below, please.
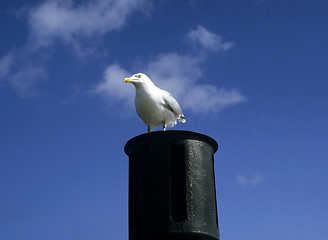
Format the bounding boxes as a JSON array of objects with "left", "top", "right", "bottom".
[{"left": 178, "top": 115, "right": 186, "bottom": 123}]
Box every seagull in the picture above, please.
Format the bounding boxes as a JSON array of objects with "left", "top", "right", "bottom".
[{"left": 124, "top": 73, "right": 186, "bottom": 132}]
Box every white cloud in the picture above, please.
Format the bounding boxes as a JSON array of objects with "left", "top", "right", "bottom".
[
  {"left": 1, "top": 0, "right": 148, "bottom": 95},
  {"left": 188, "top": 25, "right": 234, "bottom": 51},
  {"left": 0, "top": 50, "right": 46, "bottom": 96},
  {"left": 8, "top": 64, "right": 46, "bottom": 96},
  {"left": 236, "top": 174, "right": 264, "bottom": 187},
  {"left": 27, "top": 0, "right": 148, "bottom": 48},
  {"left": 93, "top": 63, "right": 134, "bottom": 108},
  {"left": 0, "top": 53, "right": 14, "bottom": 79},
  {"left": 93, "top": 52, "right": 246, "bottom": 114},
  {"left": 183, "top": 85, "right": 246, "bottom": 113},
  {"left": 145, "top": 53, "right": 203, "bottom": 98}
]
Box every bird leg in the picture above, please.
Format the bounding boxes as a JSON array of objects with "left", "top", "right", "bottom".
[
  {"left": 147, "top": 125, "right": 151, "bottom": 133},
  {"left": 163, "top": 123, "right": 167, "bottom": 131}
]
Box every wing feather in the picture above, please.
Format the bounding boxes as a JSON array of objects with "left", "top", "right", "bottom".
[{"left": 162, "top": 90, "right": 186, "bottom": 123}]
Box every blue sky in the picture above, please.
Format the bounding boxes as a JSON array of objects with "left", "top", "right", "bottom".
[{"left": 1, "top": 0, "right": 328, "bottom": 239}]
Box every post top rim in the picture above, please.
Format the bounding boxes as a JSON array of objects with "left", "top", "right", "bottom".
[{"left": 124, "top": 130, "right": 218, "bottom": 156}]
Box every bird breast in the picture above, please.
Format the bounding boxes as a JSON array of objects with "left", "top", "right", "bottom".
[{"left": 134, "top": 86, "right": 174, "bottom": 127}]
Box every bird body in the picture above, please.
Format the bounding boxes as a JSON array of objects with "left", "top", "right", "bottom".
[{"left": 124, "top": 73, "right": 186, "bottom": 132}]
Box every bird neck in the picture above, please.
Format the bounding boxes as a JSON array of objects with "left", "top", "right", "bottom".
[
  {"left": 135, "top": 83, "right": 155, "bottom": 91},
  {"left": 135, "top": 83, "right": 158, "bottom": 98}
]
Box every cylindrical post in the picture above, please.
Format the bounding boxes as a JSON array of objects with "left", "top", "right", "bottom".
[{"left": 124, "top": 130, "right": 219, "bottom": 240}]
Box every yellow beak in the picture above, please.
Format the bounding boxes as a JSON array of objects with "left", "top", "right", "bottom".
[{"left": 124, "top": 78, "right": 135, "bottom": 83}]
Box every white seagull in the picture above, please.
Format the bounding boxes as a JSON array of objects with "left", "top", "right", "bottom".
[{"left": 124, "top": 73, "right": 186, "bottom": 132}]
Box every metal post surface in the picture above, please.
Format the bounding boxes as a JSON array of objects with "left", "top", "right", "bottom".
[{"left": 124, "top": 130, "right": 219, "bottom": 240}]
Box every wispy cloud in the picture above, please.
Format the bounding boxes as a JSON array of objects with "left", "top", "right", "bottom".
[
  {"left": 236, "top": 174, "right": 265, "bottom": 187},
  {"left": 0, "top": 0, "right": 149, "bottom": 95},
  {"left": 0, "top": 53, "right": 14, "bottom": 79},
  {"left": 0, "top": 50, "right": 46, "bottom": 96},
  {"left": 93, "top": 63, "right": 134, "bottom": 109},
  {"left": 8, "top": 64, "right": 46, "bottom": 97},
  {"left": 93, "top": 51, "right": 246, "bottom": 114},
  {"left": 27, "top": 0, "right": 148, "bottom": 49},
  {"left": 93, "top": 26, "right": 245, "bottom": 114},
  {"left": 188, "top": 25, "right": 234, "bottom": 52}
]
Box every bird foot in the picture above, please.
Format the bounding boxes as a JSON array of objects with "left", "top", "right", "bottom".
[
  {"left": 147, "top": 126, "right": 151, "bottom": 133},
  {"left": 163, "top": 123, "right": 167, "bottom": 131}
]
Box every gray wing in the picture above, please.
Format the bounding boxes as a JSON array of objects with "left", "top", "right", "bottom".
[{"left": 162, "top": 90, "right": 186, "bottom": 122}]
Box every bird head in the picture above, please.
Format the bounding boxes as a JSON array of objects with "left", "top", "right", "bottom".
[{"left": 124, "top": 73, "right": 154, "bottom": 86}]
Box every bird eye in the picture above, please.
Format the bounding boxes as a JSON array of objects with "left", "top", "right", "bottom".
[{"left": 137, "top": 74, "right": 142, "bottom": 78}]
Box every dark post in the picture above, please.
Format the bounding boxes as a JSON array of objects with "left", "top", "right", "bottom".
[{"left": 124, "top": 130, "right": 219, "bottom": 240}]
